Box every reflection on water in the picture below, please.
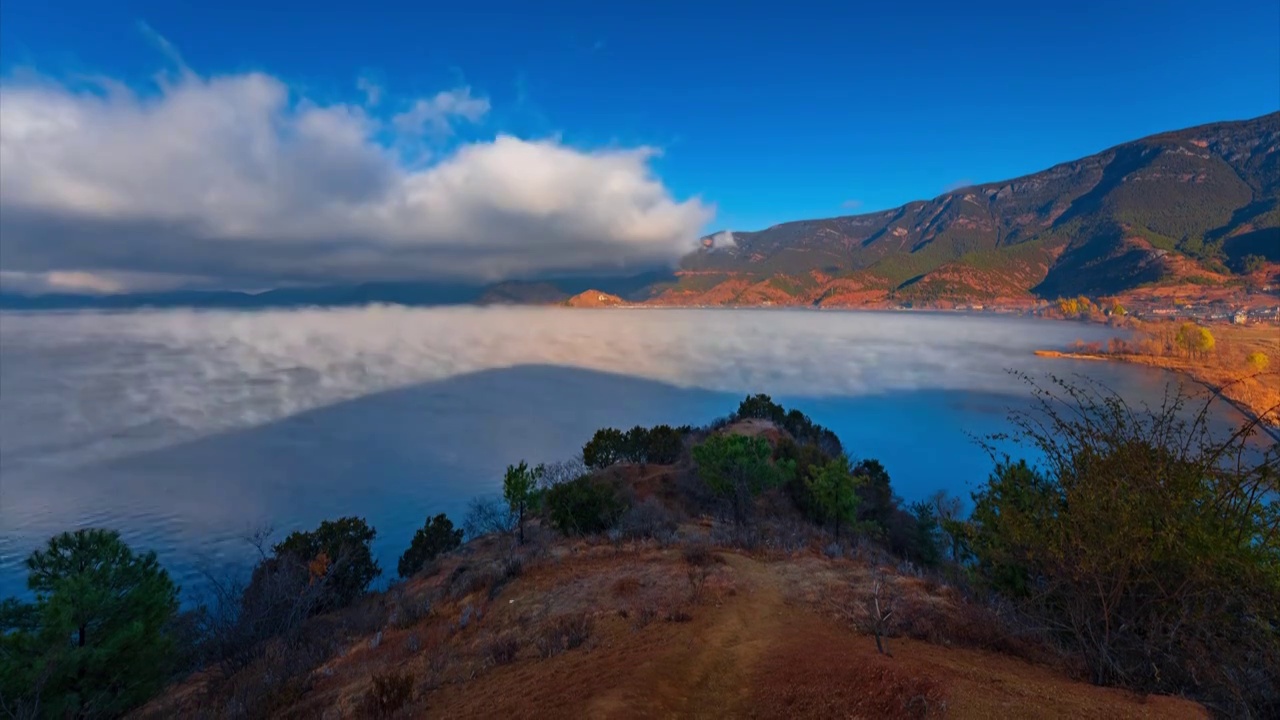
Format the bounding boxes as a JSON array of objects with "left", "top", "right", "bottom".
[{"left": 0, "top": 308, "right": 1223, "bottom": 597}]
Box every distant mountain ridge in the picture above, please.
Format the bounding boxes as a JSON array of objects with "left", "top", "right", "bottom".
[
  {"left": 3, "top": 113, "right": 1277, "bottom": 311},
  {"left": 0, "top": 273, "right": 675, "bottom": 311},
  {"left": 659, "top": 112, "right": 1280, "bottom": 307}
]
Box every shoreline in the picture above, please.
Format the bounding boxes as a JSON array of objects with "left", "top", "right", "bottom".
[{"left": 1034, "top": 349, "right": 1280, "bottom": 442}]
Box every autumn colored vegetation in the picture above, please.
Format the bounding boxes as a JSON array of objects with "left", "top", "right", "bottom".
[{"left": 1058, "top": 317, "right": 1280, "bottom": 429}]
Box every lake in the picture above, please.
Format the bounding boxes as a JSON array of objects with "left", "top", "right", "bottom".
[{"left": 0, "top": 307, "right": 1225, "bottom": 598}]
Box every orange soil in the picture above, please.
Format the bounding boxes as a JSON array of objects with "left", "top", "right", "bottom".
[
  {"left": 416, "top": 553, "right": 1206, "bottom": 719},
  {"left": 143, "top": 541, "right": 1210, "bottom": 719}
]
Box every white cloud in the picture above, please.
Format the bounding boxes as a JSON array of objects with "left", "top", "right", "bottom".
[
  {"left": 707, "top": 230, "right": 736, "bottom": 248},
  {"left": 390, "top": 86, "right": 489, "bottom": 138},
  {"left": 45, "top": 270, "right": 125, "bottom": 293},
  {"left": 0, "top": 69, "right": 712, "bottom": 290},
  {"left": 0, "top": 269, "right": 216, "bottom": 294}
]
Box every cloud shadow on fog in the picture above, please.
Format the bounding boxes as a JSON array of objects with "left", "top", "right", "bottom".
[
  {"left": 1, "top": 359, "right": 1239, "bottom": 599},
  {"left": 0, "top": 365, "right": 736, "bottom": 596}
]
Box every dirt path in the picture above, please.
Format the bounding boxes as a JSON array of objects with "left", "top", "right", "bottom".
[{"left": 586, "top": 553, "right": 787, "bottom": 719}]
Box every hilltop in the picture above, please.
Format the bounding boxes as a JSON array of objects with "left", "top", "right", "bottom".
[
  {"left": 132, "top": 416, "right": 1213, "bottom": 720},
  {"left": 137, "top": 517, "right": 1206, "bottom": 719},
  {"left": 563, "top": 289, "right": 627, "bottom": 307}
]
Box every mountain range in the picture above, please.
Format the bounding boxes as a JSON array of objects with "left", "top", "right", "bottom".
[{"left": 3, "top": 113, "right": 1277, "bottom": 311}]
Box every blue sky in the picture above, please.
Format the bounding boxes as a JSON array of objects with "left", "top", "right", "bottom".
[{"left": 1, "top": 0, "right": 1277, "bottom": 290}]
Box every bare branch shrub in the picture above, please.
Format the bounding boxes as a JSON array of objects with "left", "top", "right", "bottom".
[
  {"left": 361, "top": 670, "right": 414, "bottom": 718},
  {"left": 965, "top": 374, "right": 1280, "bottom": 717},
  {"left": 534, "top": 613, "right": 594, "bottom": 658},
  {"left": 482, "top": 634, "right": 521, "bottom": 667}
]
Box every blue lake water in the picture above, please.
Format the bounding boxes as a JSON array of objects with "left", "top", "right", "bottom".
[{"left": 0, "top": 307, "right": 1234, "bottom": 599}]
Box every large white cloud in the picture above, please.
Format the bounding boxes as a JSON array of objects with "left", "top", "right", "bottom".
[{"left": 0, "top": 69, "right": 712, "bottom": 290}]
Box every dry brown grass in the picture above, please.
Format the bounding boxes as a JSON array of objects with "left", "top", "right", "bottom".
[
  {"left": 136, "top": 525, "right": 1209, "bottom": 720},
  {"left": 359, "top": 670, "right": 414, "bottom": 718}
]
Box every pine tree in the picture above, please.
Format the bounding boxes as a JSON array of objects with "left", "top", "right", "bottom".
[{"left": 1, "top": 529, "right": 179, "bottom": 718}]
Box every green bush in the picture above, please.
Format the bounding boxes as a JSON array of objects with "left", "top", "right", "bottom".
[
  {"left": 961, "top": 376, "right": 1280, "bottom": 714},
  {"left": 584, "top": 425, "right": 685, "bottom": 468},
  {"left": 544, "top": 476, "right": 628, "bottom": 536},
  {"left": 273, "top": 516, "right": 380, "bottom": 611},
  {"left": 806, "top": 455, "right": 862, "bottom": 540},
  {"left": 904, "top": 501, "right": 942, "bottom": 566},
  {"left": 0, "top": 529, "right": 179, "bottom": 719},
  {"left": 735, "top": 393, "right": 787, "bottom": 424},
  {"left": 503, "top": 461, "right": 537, "bottom": 545},
  {"left": 693, "top": 433, "right": 794, "bottom": 525},
  {"left": 852, "top": 459, "right": 894, "bottom": 531},
  {"left": 643, "top": 424, "right": 684, "bottom": 464},
  {"left": 734, "top": 394, "right": 843, "bottom": 456},
  {"left": 772, "top": 436, "right": 831, "bottom": 521},
  {"left": 398, "top": 514, "right": 463, "bottom": 578},
  {"left": 583, "top": 428, "right": 627, "bottom": 469}
]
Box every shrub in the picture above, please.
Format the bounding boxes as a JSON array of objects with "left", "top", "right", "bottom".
[
  {"left": 214, "top": 633, "right": 330, "bottom": 719},
  {"left": 1246, "top": 351, "right": 1270, "bottom": 371},
  {"left": 544, "top": 475, "right": 627, "bottom": 536},
  {"left": 904, "top": 502, "right": 942, "bottom": 567},
  {"left": 1239, "top": 253, "right": 1266, "bottom": 274},
  {"left": 535, "top": 613, "right": 593, "bottom": 657},
  {"left": 193, "top": 544, "right": 324, "bottom": 678},
  {"left": 773, "top": 436, "right": 833, "bottom": 521},
  {"left": 487, "top": 558, "right": 523, "bottom": 600},
  {"left": 852, "top": 459, "right": 894, "bottom": 531},
  {"left": 397, "top": 513, "right": 463, "bottom": 578},
  {"left": 424, "top": 635, "right": 455, "bottom": 681},
  {"left": 0, "top": 529, "right": 179, "bottom": 719},
  {"left": 806, "top": 455, "right": 862, "bottom": 540},
  {"left": 462, "top": 496, "right": 515, "bottom": 539},
  {"left": 643, "top": 424, "right": 685, "bottom": 464},
  {"left": 734, "top": 394, "right": 843, "bottom": 456},
  {"left": 273, "top": 516, "right": 380, "bottom": 611},
  {"left": 631, "top": 605, "right": 658, "bottom": 629},
  {"left": 483, "top": 634, "right": 521, "bottom": 666},
  {"left": 583, "top": 428, "right": 627, "bottom": 469},
  {"left": 681, "top": 542, "right": 714, "bottom": 566},
  {"left": 535, "top": 457, "right": 588, "bottom": 488},
  {"left": 693, "top": 434, "right": 794, "bottom": 525},
  {"left": 618, "top": 497, "right": 679, "bottom": 540},
  {"left": 735, "top": 393, "right": 786, "bottom": 423},
  {"left": 362, "top": 670, "right": 414, "bottom": 718},
  {"left": 622, "top": 426, "right": 650, "bottom": 462},
  {"left": 963, "top": 375, "right": 1280, "bottom": 715},
  {"left": 503, "top": 461, "right": 538, "bottom": 545},
  {"left": 585, "top": 425, "right": 685, "bottom": 468}
]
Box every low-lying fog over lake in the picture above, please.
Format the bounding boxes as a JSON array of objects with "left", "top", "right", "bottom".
[{"left": 0, "top": 307, "right": 1236, "bottom": 597}]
